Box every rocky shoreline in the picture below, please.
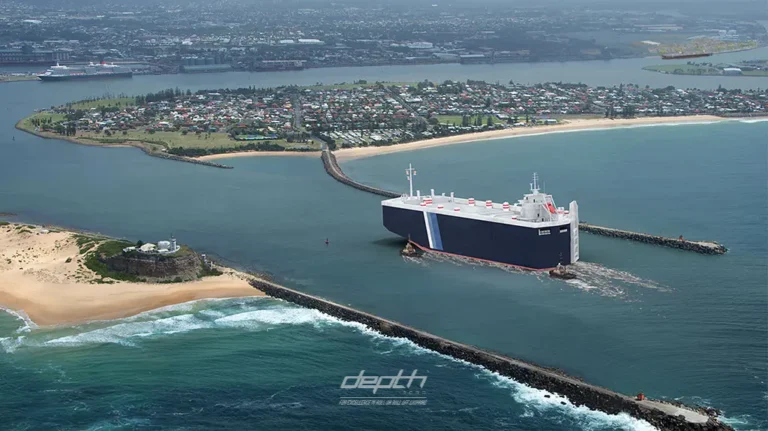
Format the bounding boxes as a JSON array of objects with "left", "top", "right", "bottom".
[{"left": 251, "top": 278, "right": 732, "bottom": 431}]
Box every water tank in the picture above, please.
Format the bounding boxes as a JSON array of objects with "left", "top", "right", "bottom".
[
  {"left": 183, "top": 57, "right": 193, "bottom": 66},
  {"left": 205, "top": 57, "right": 214, "bottom": 65},
  {"left": 157, "top": 240, "right": 171, "bottom": 251},
  {"left": 194, "top": 58, "right": 204, "bottom": 65}
]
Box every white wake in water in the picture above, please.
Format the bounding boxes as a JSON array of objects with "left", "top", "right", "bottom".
[{"left": 413, "top": 251, "right": 666, "bottom": 298}]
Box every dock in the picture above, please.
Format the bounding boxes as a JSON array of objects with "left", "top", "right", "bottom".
[
  {"left": 320, "top": 150, "right": 726, "bottom": 255},
  {"left": 251, "top": 277, "right": 730, "bottom": 431}
]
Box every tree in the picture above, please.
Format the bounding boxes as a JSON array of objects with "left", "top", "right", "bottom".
[{"left": 486, "top": 116, "right": 493, "bottom": 127}]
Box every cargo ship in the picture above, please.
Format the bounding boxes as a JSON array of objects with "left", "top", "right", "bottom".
[
  {"left": 661, "top": 53, "right": 712, "bottom": 60},
  {"left": 38, "top": 62, "right": 133, "bottom": 81},
  {"left": 382, "top": 166, "right": 579, "bottom": 270}
]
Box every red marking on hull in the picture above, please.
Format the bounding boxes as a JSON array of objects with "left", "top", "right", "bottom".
[{"left": 408, "top": 241, "right": 556, "bottom": 272}]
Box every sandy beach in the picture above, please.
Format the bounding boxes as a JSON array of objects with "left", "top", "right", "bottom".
[
  {"left": 334, "top": 115, "right": 728, "bottom": 161},
  {"left": 0, "top": 223, "right": 263, "bottom": 326},
  {"left": 196, "top": 150, "right": 319, "bottom": 161}
]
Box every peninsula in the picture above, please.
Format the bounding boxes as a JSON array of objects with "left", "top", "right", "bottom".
[
  {"left": 17, "top": 80, "right": 767, "bottom": 165},
  {"left": 0, "top": 222, "right": 263, "bottom": 326}
]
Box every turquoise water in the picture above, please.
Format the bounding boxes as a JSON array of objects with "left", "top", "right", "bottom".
[{"left": 1, "top": 75, "right": 767, "bottom": 429}]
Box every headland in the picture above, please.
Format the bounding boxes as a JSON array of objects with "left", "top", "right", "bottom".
[{"left": 0, "top": 222, "right": 263, "bottom": 326}]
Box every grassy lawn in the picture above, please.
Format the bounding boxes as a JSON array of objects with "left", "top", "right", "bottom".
[
  {"left": 643, "top": 64, "right": 721, "bottom": 75},
  {"left": 76, "top": 129, "right": 320, "bottom": 151},
  {"left": 64, "top": 97, "right": 135, "bottom": 111},
  {"left": 436, "top": 114, "right": 502, "bottom": 125},
  {"left": 18, "top": 112, "right": 67, "bottom": 132}
]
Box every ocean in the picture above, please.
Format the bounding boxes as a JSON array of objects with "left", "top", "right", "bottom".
[{"left": 0, "top": 73, "right": 766, "bottom": 430}]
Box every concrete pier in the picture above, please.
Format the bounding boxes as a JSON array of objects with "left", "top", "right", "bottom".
[
  {"left": 250, "top": 277, "right": 731, "bottom": 431},
  {"left": 321, "top": 150, "right": 726, "bottom": 255}
]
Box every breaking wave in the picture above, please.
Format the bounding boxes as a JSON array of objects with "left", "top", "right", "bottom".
[{"left": 2, "top": 297, "right": 742, "bottom": 431}]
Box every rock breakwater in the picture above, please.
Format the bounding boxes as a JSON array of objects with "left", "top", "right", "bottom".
[
  {"left": 579, "top": 223, "right": 727, "bottom": 255},
  {"left": 321, "top": 149, "right": 727, "bottom": 255},
  {"left": 251, "top": 278, "right": 731, "bottom": 431}
]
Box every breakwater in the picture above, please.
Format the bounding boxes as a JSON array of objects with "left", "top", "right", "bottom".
[
  {"left": 321, "top": 150, "right": 726, "bottom": 255},
  {"left": 579, "top": 223, "right": 727, "bottom": 255},
  {"left": 321, "top": 150, "right": 400, "bottom": 198},
  {"left": 250, "top": 277, "right": 731, "bottom": 431}
]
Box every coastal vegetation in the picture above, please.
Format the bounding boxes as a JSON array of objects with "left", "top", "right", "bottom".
[{"left": 17, "top": 80, "right": 768, "bottom": 163}]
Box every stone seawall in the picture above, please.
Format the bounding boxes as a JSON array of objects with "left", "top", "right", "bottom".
[
  {"left": 579, "top": 223, "right": 727, "bottom": 255},
  {"left": 322, "top": 149, "right": 726, "bottom": 255},
  {"left": 321, "top": 150, "right": 399, "bottom": 198},
  {"left": 251, "top": 278, "right": 731, "bottom": 431}
]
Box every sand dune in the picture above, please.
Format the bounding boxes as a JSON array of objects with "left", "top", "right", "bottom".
[{"left": 0, "top": 223, "right": 263, "bottom": 326}]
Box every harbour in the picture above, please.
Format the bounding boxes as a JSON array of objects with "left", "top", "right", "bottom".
[
  {"left": 321, "top": 150, "right": 729, "bottom": 257},
  {"left": 0, "top": 69, "right": 765, "bottom": 430}
]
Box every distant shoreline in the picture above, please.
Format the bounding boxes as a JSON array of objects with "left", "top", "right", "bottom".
[
  {"left": 333, "top": 115, "right": 755, "bottom": 161},
  {"left": 0, "top": 222, "right": 264, "bottom": 326}
]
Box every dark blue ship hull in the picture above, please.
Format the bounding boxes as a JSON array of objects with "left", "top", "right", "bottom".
[{"left": 383, "top": 206, "right": 572, "bottom": 270}]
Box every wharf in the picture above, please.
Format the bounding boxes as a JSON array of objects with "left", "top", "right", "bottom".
[
  {"left": 251, "top": 277, "right": 730, "bottom": 431},
  {"left": 320, "top": 150, "right": 726, "bottom": 255}
]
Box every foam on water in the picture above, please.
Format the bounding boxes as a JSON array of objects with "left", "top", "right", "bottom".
[
  {"left": 1, "top": 297, "right": 741, "bottom": 430},
  {"left": 417, "top": 250, "right": 664, "bottom": 298}
]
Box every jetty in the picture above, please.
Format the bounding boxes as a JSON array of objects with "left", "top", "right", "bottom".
[
  {"left": 579, "top": 223, "right": 727, "bottom": 255},
  {"left": 251, "top": 277, "right": 731, "bottom": 431},
  {"left": 321, "top": 150, "right": 726, "bottom": 255}
]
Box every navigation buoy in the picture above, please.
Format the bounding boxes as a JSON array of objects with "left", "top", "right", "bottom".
[
  {"left": 636, "top": 393, "right": 645, "bottom": 401},
  {"left": 325, "top": 238, "right": 329, "bottom": 246}
]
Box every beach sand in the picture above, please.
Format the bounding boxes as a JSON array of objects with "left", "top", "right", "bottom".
[
  {"left": 0, "top": 223, "right": 263, "bottom": 326},
  {"left": 196, "top": 151, "right": 319, "bottom": 161},
  {"left": 334, "top": 115, "right": 728, "bottom": 161}
]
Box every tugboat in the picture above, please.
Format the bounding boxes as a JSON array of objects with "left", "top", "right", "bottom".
[
  {"left": 401, "top": 241, "right": 421, "bottom": 257},
  {"left": 549, "top": 263, "right": 576, "bottom": 280}
]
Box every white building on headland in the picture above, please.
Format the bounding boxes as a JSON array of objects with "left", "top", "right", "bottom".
[{"left": 123, "top": 237, "right": 180, "bottom": 255}]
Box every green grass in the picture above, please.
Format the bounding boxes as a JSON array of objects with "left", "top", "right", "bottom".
[
  {"left": 19, "top": 112, "right": 66, "bottom": 132},
  {"left": 0, "top": 221, "right": 9, "bottom": 226},
  {"left": 64, "top": 97, "right": 135, "bottom": 111},
  {"left": 436, "top": 114, "right": 502, "bottom": 126},
  {"left": 83, "top": 240, "right": 142, "bottom": 282},
  {"left": 78, "top": 130, "right": 320, "bottom": 151},
  {"left": 643, "top": 64, "right": 768, "bottom": 77},
  {"left": 643, "top": 64, "right": 721, "bottom": 75}
]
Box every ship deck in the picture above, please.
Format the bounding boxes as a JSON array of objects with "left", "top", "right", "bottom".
[{"left": 382, "top": 194, "right": 574, "bottom": 228}]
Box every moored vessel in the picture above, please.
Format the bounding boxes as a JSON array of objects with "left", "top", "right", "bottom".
[
  {"left": 382, "top": 165, "right": 579, "bottom": 270},
  {"left": 38, "top": 62, "right": 133, "bottom": 81}
]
